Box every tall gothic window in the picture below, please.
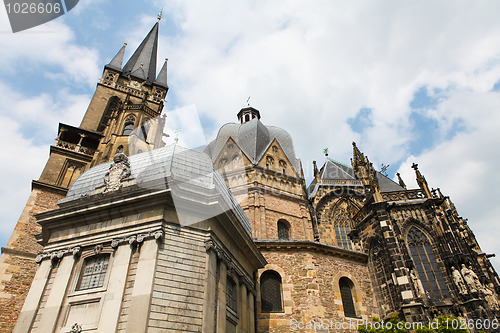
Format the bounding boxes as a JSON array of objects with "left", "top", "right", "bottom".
[
  {"left": 339, "top": 277, "right": 357, "bottom": 318},
  {"left": 278, "top": 220, "right": 290, "bottom": 240},
  {"left": 140, "top": 120, "right": 151, "bottom": 141},
  {"left": 97, "top": 96, "right": 120, "bottom": 132},
  {"left": 260, "top": 271, "right": 283, "bottom": 312},
  {"left": 406, "top": 227, "right": 450, "bottom": 299},
  {"left": 77, "top": 255, "right": 110, "bottom": 291},
  {"left": 122, "top": 116, "right": 135, "bottom": 136},
  {"left": 333, "top": 207, "right": 353, "bottom": 250}
]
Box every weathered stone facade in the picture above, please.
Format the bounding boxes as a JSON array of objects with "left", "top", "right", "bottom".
[{"left": 4, "top": 19, "right": 500, "bottom": 333}]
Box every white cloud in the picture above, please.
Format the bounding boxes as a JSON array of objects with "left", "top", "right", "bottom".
[
  {"left": 1, "top": 0, "right": 500, "bottom": 274},
  {"left": 0, "top": 8, "right": 100, "bottom": 87},
  {"left": 158, "top": 0, "right": 500, "bottom": 270}
]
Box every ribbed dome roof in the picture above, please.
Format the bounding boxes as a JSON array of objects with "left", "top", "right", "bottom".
[
  {"left": 205, "top": 117, "right": 301, "bottom": 175},
  {"left": 59, "top": 144, "right": 252, "bottom": 235}
]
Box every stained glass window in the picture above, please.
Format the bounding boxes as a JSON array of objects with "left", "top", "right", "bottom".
[
  {"left": 260, "top": 271, "right": 283, "bottom": 312},
  {"left": 77, "top": 255, "right": 109, "bottom": 291},
  {"left": 339, "top": 277, "right": 357, "bottom": 318},
  {"left": 407, "top": 227, "right": 450, "bottom": 299},
  {"left": 333, "top": 207, "right": 353, "bottom": 250}
]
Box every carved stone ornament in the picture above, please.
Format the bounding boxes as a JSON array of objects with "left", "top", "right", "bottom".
[
  {"left": 104, "top": 153, "right": 131, "bottom": 192},
  {"left": 70, "top": 323, "right": 82, "bottom": 333},
  {"left": 35, "top": 246, "right": 83, "bottom": 264},
  {"left": 461, "top": 264, "right": 482, "bottom": 293},
  {"left": 451, "top": 266, "right": 468, "bottom": 294},
  {"left": 93, "top": 244, "right": 103, "bottom": 255},
  {"left": 410, "top": 269, "right": 425, "bottom": 298},
  {"left": 110, "top": 229, "right": 163, "bottom": 249}
]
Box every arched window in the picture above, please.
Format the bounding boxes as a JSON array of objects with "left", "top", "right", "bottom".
[
  {"left": 122, "top": 116, "right": 135, "bottom": 136},
  {"left": 77, "top": 255, "right": 110, "bottom": 291},
  {"left": 245, "top": 114, "right": 250, "bottom": 122},
  {"left": 333, "top": 209, "right": 353, "bottom": 250},
  {"left": 260, "top": 271, "right": 283, "bottom": 312},
  {"left": 97, "top": 96, "right": 120, "bottom": 132},
  {"left": 116, "top": 145, "right": 123, "bottom": 154},
  {"left": 278, "top": 220, "right": 289, "bottom": 240},
  {"left": 339, "top": 277, "right": 357, "bottom": 318},
  {"left": 407, "top": 227, "right": 450, "bottom": 299},
  {"left": 279, "top": 160, "right": 287, "bottom": 174}
]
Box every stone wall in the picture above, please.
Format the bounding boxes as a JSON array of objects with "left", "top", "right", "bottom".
[
  {"left": 256, "top": 246, "right": 378, "bottom": 333},
  {"left": 0, "top": 188, "right": 64, "bottom": 333}
]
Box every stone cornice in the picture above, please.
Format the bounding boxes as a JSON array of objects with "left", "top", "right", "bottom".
[
  {"left": 31, "top": 180, "right": 68, "bottom": 196},
  {"left": 255, "top": 239, "right": 368, "bottom": 263},
  {"left": 35, "top": 228, "right": 164, "bottom": 264},
  {"left": 1, "top": 246, "right": 37, "bottom": 259}
]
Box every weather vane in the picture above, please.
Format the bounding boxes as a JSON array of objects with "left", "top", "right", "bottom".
[
  {"left": 323, "top": 148, "right": 329, "bottom": 157},
  {"left": 246, "top": 96, "right": 251, "bottom": 106},
  {"left": 157, "top": 7, "right": 164, "bottom": 21},
  {"left": 380, "top": 163, "right": 390, "bottom": 176}
]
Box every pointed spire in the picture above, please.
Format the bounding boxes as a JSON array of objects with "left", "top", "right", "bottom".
[
  {"left": 411, "top": 163, "right": 431, "bottom": 197},
  {"left": 396, "top": 172, "right": 407, "bottom": 189},
  {"left": 106, "top": 43, "right": 127, "bottom": 71},
  {"left": 154, "top": 58, "right": 168, "bottom": 89},
  {"left": 122, "top": 22, "right": 159, "bottom": 83}
]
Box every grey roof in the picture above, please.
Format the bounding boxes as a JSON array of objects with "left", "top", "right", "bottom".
[
  {"left": 309, "top": 159, "right": 405, "bottom": 195},
  {"left": 205, "top": 118, "right": 302, "bottom": 175},
  {"left": 105, "top": 43, "right": 126, "bottom": 71},
  {"left": 154, "top": 59, "right": 168, "bottom": 89},
  {"left": 61, "top": 144, "right": 251, "bottom": 236},
  {"left": 376, "top": 172, "right": 405, "bottom": 192},
  {"left": 320, "top": 160, "right": 355, "bottom": 180},
  {"left": 122, "top": 22, "right": 159, "bottom": 83}
]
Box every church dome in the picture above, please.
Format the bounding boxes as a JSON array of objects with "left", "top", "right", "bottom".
[
  {"left": 205, "top": 107, "right": 301, "bottom": 174},
  {"left": 59, "top": 144, "right": 251, "bottom": 235}
]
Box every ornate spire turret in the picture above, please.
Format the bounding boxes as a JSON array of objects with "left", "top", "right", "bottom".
[
  {"left": 411, "top": 163, "right": 431, "bottom": 197},
  {"left": 105, "top": 43, "right": 127, "bottom": 71},
  {"left": 122, "top": 22, "right": 159, "bottom": 83},
  {"left": 154, "top": 58, "right": 168, "bottom": 89},
  {"left": 396, "top": 172, "right": 407, "bottom": 189},
  {"left": 351, "top": 142, "right": 381, "bottom": 201}
]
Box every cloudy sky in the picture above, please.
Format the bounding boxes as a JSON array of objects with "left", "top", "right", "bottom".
[{"left": 1, "top": 0, "right": 500, "bottom": 270}]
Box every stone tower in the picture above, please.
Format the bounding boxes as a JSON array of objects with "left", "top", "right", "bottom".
[
  {"left": 206, "top": 109, "right": 379, "bottom": 332},
  {"left": 0, "top": 21, "right": 168, "bottom": 332},
  {"left": 309, "top": 142, "right": 500, "bottom": 324}
]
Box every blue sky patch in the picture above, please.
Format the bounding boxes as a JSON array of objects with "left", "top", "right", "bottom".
[
  {"left": 410, "top": 86, "right": 445, "bottom": 110},
  {"left": 347, "top": 107, "right": 373, "bottom": 134}
]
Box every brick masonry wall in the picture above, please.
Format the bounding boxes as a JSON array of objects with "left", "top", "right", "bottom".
[
  {"left": 0, "top": 188, "right": 64, "bottom": 333},
  {"left": 257, "top": 249, "right": 378, "bottom": 333}
]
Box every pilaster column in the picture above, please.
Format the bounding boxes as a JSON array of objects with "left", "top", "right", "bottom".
[
  {"left": 125, "top": 239, "right": 159, "bottom": 333},
  {"left": 97, "top": 244, "right": 132, "bottom": 332},
  {"left": 202, "top": 243, "right": 218, "bottom": 333},
  {"left": 216, "top": 257, "right": 227, "bottom": 332},
  {"left": 37, "top": 255, "right": 75, "bottom": 332}
]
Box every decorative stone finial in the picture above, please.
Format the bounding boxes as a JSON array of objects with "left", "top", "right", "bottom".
[{"left": 104, "top": 153, "right": 131, "bottom": 192}]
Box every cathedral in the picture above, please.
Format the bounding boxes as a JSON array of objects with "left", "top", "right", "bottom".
[{"left": 0, "top": 20, "right": 499, "bottom": 333}]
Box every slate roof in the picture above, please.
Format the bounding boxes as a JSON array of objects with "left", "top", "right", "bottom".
[
  {"left": 105, "top": 43, "right": 126, "bottom": 72},
  {"left": 122, "top": 22, "right": 159, "bottom": 83},
  {"left": 205, "top": 118, "right": 302, "bottom": 175},
  {"left": 308, "top": 159, "right": 405, "bottom": 195},
  {"left": 61, "top": 144, "right": 251, "bottom": 236}
]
